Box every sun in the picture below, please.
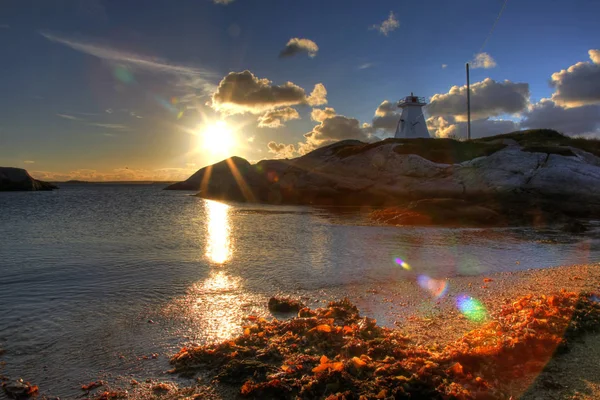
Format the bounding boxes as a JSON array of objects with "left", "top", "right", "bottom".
[{"left": 199, "top": 120, "right": 235, "bottom": 156}]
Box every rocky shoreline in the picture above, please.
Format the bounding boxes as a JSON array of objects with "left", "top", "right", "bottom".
[
  {"left": 4, "top": 263, "right": 599, "bottom": 399},
  {"left": 165, "top": 130, "right": 600, "bottom": 227}
]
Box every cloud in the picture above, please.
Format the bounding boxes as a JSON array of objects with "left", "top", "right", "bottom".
[
  {"left": 310, "top": 107, "right": 336, "bottom": 122},
  {"left": 521, "top": 99, "right": 600, "bottom": 136},
  {"left": 40, "top": 31, "right": 216, "bottom": 92},
  {"left": 257, "top": 107, "right": 300, "bottom": 128},
  {"left": 470, "top": 52, "right": 497, "bottom": 69},
  {"left": 371, "top": 100, "right": 400, "bottom": 133},
  {"left": 442, "top": 64, "right": 448, "bottom": 69},
  {"left": 30, "top": 166, "right": 197, "bottom": 182},
  {"left": 213, "top": 0, "right": 234, "bottom": 4},
  {"left": 303, "top": 114, "right": 370, "bottom": 151},
  {"left": 426, "top": 116, "right": 519, "bottom": 139},
  {"left": 427, "top": 78, "right": 529, "bottom": 121},
  {"left": 307, "top": 83, "right": 327, "bottom": 106},
  {"left": 358, "top": 63, "right": 374, "bottom": 70},
  {"left": 89, "top": 123, "right": 130, "bottom": 131},
  {"left": 23, "top": 160, "right": 35, "bottom": 164},
  {"left": 371, "top": 11, "right": 399, "bottom": 36},
  {"left": 550, "top": 49, "right": 600, "bottom": 108},
  {"left": 211, "top": 70, "right": 326, "bottom": 114},
  {"left": 56, "top": 114, "right": 81, "bottom": 120},
  {"left": 267, "top": 141, "right": 297, "bottom": 158},
  {"left": 279, "top": 38, "right": 319, "bottom": 58}
]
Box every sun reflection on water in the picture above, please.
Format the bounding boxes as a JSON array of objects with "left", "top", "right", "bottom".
[
  {"left": 164, "top": 270, "right": 266, "bottom": 345},
  {"left": 205, "top": 200, "right": 232, "bottom": 264}
]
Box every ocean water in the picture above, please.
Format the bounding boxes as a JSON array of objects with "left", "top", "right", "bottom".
[{"left": 0, "top": 184, "right": 598, "bottom": 397}]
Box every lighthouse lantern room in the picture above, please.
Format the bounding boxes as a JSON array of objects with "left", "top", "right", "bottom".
[{"left": 394, "top": 93, "right": 431, "bottom": 139}]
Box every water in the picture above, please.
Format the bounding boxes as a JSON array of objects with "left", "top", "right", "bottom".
[{"left": 0, "top": 184, "right": 598, "bottom": 397}]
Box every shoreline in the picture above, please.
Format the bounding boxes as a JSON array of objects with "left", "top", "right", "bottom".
[{"left": 2, "top": 262, "right": 599, "bottom": 399}]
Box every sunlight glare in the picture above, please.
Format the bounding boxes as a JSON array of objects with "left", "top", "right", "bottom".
[
  {"left": 205, "top": 200, "right": 232, "bottom": 264},
  {"left": 199, "top": 120, "right": 235, "bottom": 156}
]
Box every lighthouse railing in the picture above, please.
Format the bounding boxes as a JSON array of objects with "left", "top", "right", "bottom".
[{"left": 397, "top": 96, "right": 426, "bottom": 106}]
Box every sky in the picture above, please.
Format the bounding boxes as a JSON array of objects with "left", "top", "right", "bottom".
[{"left": 1, "top": 0, "right": 599, "bottom": 181}]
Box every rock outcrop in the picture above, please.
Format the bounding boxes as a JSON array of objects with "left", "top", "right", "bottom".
[
  {"left": 0, "top": 167, "right": 57, "bottom": 191},
  {"left": 166, "top": 130, "right": 600, "bottom": 224}
]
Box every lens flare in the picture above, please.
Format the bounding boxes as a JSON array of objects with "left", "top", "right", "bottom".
[
  {"left": 456, "top": 295, "right": 487, "bottom": 322},
  {"left": 394, "top": 258, "right": 411, "bottom": 271},
  {"left": 417, "top": 275, "right": 448, "bottom": 299},
  {"left": 113, "top": 65, "right": 135, "bottom": 84}
]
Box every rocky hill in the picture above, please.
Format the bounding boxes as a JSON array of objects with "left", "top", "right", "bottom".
[
  {"left": 166, "top": 130, "right": 600, "bottom": 225},
  {"left": 0, "top": 167, "right": 57, "bottom": 191}
]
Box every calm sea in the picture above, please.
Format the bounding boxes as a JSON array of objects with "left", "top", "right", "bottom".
[{"left": 0, "top": 184, "right": 598, "bottom": 397}]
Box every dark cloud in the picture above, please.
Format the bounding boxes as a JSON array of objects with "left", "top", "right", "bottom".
[
  {"left": 426, "top": 116, "right": 519, "bottom": 139},
  {"left": 550, "top": 50, "right": 600, "bottom": 107},
  {"left": 371, "top": 100, "right": 400, "bottom": 133},
  {"left": 279, "top": 38, "right": 319, "bottom": 58},
  {"left": 427, "top": 78, "right": 529, "bottom": 121},
  {"left": 211, "top": 70, "right": 326, "bottom": 114},
  {"left": 257, "top": 107, "right": 300, "bottom": 128},
  {"left": 521, "top": 99, "right": 600, "bottom": 136}
]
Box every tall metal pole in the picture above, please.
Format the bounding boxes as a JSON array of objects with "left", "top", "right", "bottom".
[{"left": 466, "top": 63, "right": 471, "bottom": 141}]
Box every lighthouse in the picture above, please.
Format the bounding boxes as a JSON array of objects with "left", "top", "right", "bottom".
[{"left": 394, "top": 93, "right": 431, "bottom": 139}]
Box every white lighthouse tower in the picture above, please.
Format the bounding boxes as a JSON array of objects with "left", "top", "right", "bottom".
[{"left": 394, "top": 93, "right": 431, "bottom": 139}]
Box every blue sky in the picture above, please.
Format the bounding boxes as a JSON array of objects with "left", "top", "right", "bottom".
[{"left": 1, "top": 0, "right": 599, "bottom": 181}]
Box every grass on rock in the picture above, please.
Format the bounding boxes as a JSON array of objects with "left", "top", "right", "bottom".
[{"left": 332, "top": 129, "right": 600, "bottom": 164}]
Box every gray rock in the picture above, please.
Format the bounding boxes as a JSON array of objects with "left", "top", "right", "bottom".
[{"left": 166, "top": 130, "right": 600, "bottom": 222}]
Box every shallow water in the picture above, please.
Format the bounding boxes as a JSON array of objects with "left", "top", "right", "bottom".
[{"left": 0, "top": 184, "right": 598, "bottom": 397}]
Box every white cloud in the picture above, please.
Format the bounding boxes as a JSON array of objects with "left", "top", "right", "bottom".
[
  {"left": 310, "top": 107, "right": 336, "bottom": 122},
  {"left": 307, "top": 83, "right": 327, "bottom": 106},
  {"left": 371, "top": 11, "right": 399, "bottom": 36},
  {"left": 267, "top": 141, "right": 297, "bottom": 158},
  {"left": 358, "top": 63, "right": 374, "bottom": 70},
  {"left": 442, "top": 64, "right": 448, "bottom": 69},
  {"left": 30, "top": 167, "right": 198, "bottom": 182},
  {"left": 23, "top": 160, "right": 35, "bottom": 164},
  {"left": 56, "top": 114, "right": 81, "bottom": 121},
  {"left": 213, "top": 0, "right": 234, "bottom": 4},
  {"left": 89, "top": 123, "right": 129, "bottom": 131},
  {"left": 304, "top": 114, "right": 370, "bottom": 150},
  {"left": 279, "top": 38, "right": 319, "bottom": 58},
  {"left": 40, "top": 31, "right": 216, "bottom": 92},
  {"left": 426, "top": 116, "right": 519, "bottom": 139},
  {"left": 427, "top": 78, "right": 529, "bottom": 121},
  {"left": 470, "top": 52, "right": 497, "bottom": 69}
]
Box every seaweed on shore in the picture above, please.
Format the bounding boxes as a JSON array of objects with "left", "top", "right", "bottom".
[{"left": 170, "top": 292, "right": 600, "bottom": 399}]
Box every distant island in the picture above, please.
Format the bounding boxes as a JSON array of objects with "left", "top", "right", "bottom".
[
  {"left": 0, "top": 167, "right": 57, "bottom": 191},
  {"left": 166, "top": 129, "right": 600, "bottom": 227}
]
